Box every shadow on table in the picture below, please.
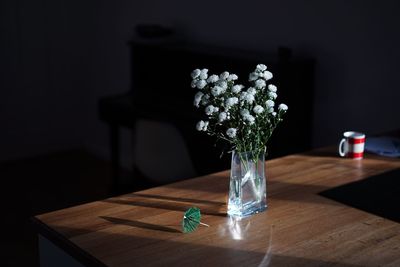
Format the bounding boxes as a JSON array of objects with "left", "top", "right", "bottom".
[
  {"left": 319, "top": 168, "right": 400, "bottom": 223},
  {"left": 100, "top": 216, "right": 181, "bottom": 233},
  {"left": 267, "top": 256, "right": 363, "bottom": 267},
  {"left": 102, "top": 196, "right": 227, "bottom": 217},
  {"left": 50, "top": 224, "right": 364, "bottom": 267},
  {"left": 161, "top": 174, "right": 230, "bottom": 194},
  {"left": 267, "top": 181, "right": 342, "bottom": 206},
  {"left": 129, "top": 193, "right": 225, "bottom": 205},
  {"left": 120, "top": 169, "right": 400, "bottom": 222},
  {"left": 155, "top": 174, "right": 343, "bottom": 207}
]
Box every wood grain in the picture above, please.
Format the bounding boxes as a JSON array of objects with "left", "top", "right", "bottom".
[{"left": 34, "top": 148, "right": 400, "bottom": 267}]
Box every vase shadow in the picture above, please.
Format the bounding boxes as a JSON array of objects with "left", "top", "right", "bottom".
[
  {"left": 99, "top": 216, "right": 181, "bottom": 233},
  {"left": 128, "top": 193, "right": 224, "bottom": 205},
  {"left": 102, "top": 196, "right": 227, "bottom": 217},
  {"left": 163, "top": 174, "right": 230, "bottom": 194}
]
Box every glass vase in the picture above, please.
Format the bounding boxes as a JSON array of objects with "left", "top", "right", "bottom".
[{"left": 227, "top": 149, "right": 267, "bottom": 217}]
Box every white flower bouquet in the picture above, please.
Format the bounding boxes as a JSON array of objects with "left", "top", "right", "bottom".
[{"left": 191, "top": 64, "right": 288, "bottom": 156}]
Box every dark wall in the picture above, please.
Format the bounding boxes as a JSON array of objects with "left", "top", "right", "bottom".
[
  {"left": 104, "top": 0, "right": 400, "bottom": 146},
  {"left": 1, "top": 0, "right": 400, "bottom": 162},
  {"left": 1, "top": 0, "right": 92, "bottom": 160}
]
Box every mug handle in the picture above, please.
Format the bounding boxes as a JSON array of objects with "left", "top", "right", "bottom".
[{"left": 338, "top": 138, "right": 346, "bottom": 157}]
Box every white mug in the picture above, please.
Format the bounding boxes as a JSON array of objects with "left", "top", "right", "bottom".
[{"left": 338, "top": 131, "right": 366, "bottom": 159}]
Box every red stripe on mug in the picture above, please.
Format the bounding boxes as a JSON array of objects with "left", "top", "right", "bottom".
[
  {"left": 347, "top": 152, "right": 364, "bottom": 158},
  {"left": 348, "top": 138, "right": 365, "bottom": 144}
]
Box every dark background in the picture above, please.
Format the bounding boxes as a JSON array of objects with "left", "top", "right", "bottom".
[
  {"left": 2, "top": 0, "right": 400, "bottom": 164},
  {"left": 1, "top": 0, "right": 400, "bottom": 266}
]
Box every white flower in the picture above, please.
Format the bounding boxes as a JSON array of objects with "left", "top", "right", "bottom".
[
  {"left": 227, "top": 74, "right": 238, "bottom": 81},
  {"left": 191, "top": 69, "right": 201, "bottom": 79},
  {"left": 247, "top": 115, "right": 255, "bottom": 124},
  {"left": 247, "top": 87, "right": 257, "bottom": 95},
  {"left": 255, "top": 79, "right": 266, "bottom": 89},
  {"left": 278, "top": 103, "right": 288, "bottom": 111},
  {"left": 200, "top": 69, "right": 208, "bottom": 80},
  {"left": 194, "top": 91, "right": 204, "bottom": 101},
  {"left": 253, "top": 105, "right": 264, "bottom": 114},
  {"left": 243, "top": 114, "right": 255, "bottom": 125},
  {"left": 268, "top": 84, "right": 277, "bottom": 92},
  {"left": 219, "top": 112, "right": 228, "bottom": 122},
  {"left": 263, "top": 71, "right": 273, "bottom": 80},
  {"left": 249, "top": 72, "right": 258, "bottom": 81},
  {"left": 201, "top": 94, "right": 210, "bottom": 105},
  {"left": 196, "top": 79, "right": 207, "bottom": 89},
  {"left": 240, "top": 92, "right": 254, "bottom": 105},
  {"left": 219, "top": 71, "right": 229, "bottom": 80},
  {"left": 191, "top": 80, "right": 197, "bottom": 88},
  {"left": 232, "top": 84, "right": 243, "bottom": 94},
  {"left": 203, "top": 121, "right": 209, "bottom": 130},
  {"left": 193, "top": 92, "right": 204, "bottom": 107},
  {"left": 256, "top": 64, "right": 267, "bottom": 71},
  {"left": 216, "top": 80, "right": 228, "bottom": 90},
  {"left": 265, "top": 100, "right": 275, "bottom": 108},
  {"left": 205, "top": 105, "right": 217, "bottom": 115},
  {"left": 207, "top": 74, "right": 219, "bottom": 83},
  {"left": 244, "top": 93, "right": 255, "bottom": 104},
  {"left": 226, "top": 128, "right": 237, "bottom": 138},
  {"left": 196, "top": 120, "right": 205, "bottom": 131},
  {"left": 211, "top": 86, "right": 223, "bottom": 96},
  {"left": 191, "top": 64, "right": 287, "bottom": 150},
  {"left": 240, "top": 109, "right": 250, "bottom": 116},
  {"left": 268, "top": 92, "right": 277, "bottom": 99},
  {"left": 225, "top": 97, "right": 239, "bottom": 108}
]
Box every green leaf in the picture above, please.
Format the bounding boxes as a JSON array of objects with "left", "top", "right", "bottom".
[{"left": 182, "top": 207, "right": 201, "bottom": 233}]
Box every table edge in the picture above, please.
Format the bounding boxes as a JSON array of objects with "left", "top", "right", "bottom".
[{"left": 31, "top": 217, "right": 107, "bottom": 267}]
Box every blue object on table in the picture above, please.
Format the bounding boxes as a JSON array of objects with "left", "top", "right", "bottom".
[{"left": 365, "top": 136, "right": 400, "bottom": 157}]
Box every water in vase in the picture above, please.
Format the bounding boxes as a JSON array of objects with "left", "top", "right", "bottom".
[{"left": 228, "top": 150, "right": 267, "bottom": 217}]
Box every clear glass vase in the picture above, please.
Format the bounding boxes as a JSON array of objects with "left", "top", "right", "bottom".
[{"left": 227, "top": 149, "right": 267, "bottom": 217}]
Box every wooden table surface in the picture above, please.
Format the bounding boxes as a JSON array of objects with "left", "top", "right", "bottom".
[{"left": 33, "top": 148, "right": 400, "bottom": 267}]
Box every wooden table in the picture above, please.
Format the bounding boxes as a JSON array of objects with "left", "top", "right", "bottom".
[{"left": 33, "top": 149, "right": 400, "bottom": 267}]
